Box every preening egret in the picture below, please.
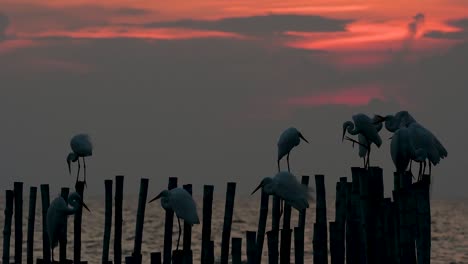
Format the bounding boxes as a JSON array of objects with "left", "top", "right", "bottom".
[
  {"left": 47, "top": 192, "right": 90, "bottom": 261},
  {"left": 342, "top": 114, "right": 382, "bottom": 168},
  {"left": 357, "top": 116, "right": 383, "bottom": 167},
  {"left": 149, "top": 187, "right": 200, "bottom": 250},
  {"left": 251, "top": 171, "right": 311, "bottom": 212},
  {"left": 390, "top": 127, "right": 427, "bottom": 174},
  {"left": 375, "top": 111, "right": 416, "bottom": 132},
  {"left": 277, "top": 127, "right": 309, "bottom": 172},
  {"left": 67, "top": 134, "right": 93, "bottom": 187}
]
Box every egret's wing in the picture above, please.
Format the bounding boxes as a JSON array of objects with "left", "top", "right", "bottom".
[
  {"left": 391, "top": 128, "right": 411, "bottom": 172},
  {"left": 47, "top": 197, "right": 68, "bottom": 248},
  {"left": 409, "top": 124, "right": 441, "bottom": 165},
  {"left": 170, "top": 188, "right": 200, "bottom": 224},
  {"left": 358, "top": 134, "right": 368, "bottom": 158},
  {"left": 274, "top": 172, "right": 310, "bottom": 210},
  {"left": 71, "top": 134, "right": 93, "bottom": 156},
  {"left": 277, "top": 127, "right": 299, "bottom": 160},
  {"left": 353, "top": 114, "right": 382, "bottom": 147}
]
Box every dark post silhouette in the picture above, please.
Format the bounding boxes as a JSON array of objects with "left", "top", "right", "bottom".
[
  {"left": 231, "top": 237, "right": 242, "bottom": 264},
  {"left": 220, "top": 182, "right": 236, "bottom": 264},
  {"left": 206, "top": 241, "right": 215, "bottom": 264},
  {"left": 14, "top": 181, "right": 23, "bottom": 264},
  {"left": 115, "top": 175, "right": 124, "bottom": 264},
  {"left": 172, "top": 250, "right": 183, "bottom": 264},
  {"left": 313, "top": 174, "right": 328, "bottom": 264},
  {"left": 280, "top": 199, "right": 292, "bottom": 264},
  {"left": 414, "top": 174, "right": 431, "bottom": 264},
  {"left": 267, "top": 230, "right": 279, "bottom": 264},
  {"left": 182, "top": 184, "right": 193, "bottom": 264},
  {"left": 74, "top": 181, "right": 85, "bottom": 264},
  {"left": 102, "top": 180, "right": 113, "bottom": 264},
  {"left": 27, "top": 187, "right": 37, "bottom": 264},
  {"left": 246, "top": 231, "right": 257, "bottom": 264},
  {"left": 329, "top": 222, "right": 338, "bottom": 264},
  {"left": 133, "top": 178, "right": 149, "bottom": 264},
  {"left": 201, "top": 185, "right": 214, "bottom": 264},
  {"left": 294, "top": 227, "right": 304, "bottom": 264},
  {"left": 163, "top": 177, "right": 178, "bottom": 264},
  {"left": 150, "top": 252, "right": 161, "bottom": 264},
  {"left": 2, "top": 190, "right": 14, "bottom": 264},
  {"left": 397, "top": 172, "right": 417, "bottom": 264},
  {"left": 60, "top": 187, "right": 70, "bottom": 263},
  {"left": 256, "top": 190, "right": 269, "bottom": 264},
  {"left": 382, "top": 198, "right": 396, "bottom": 263},
  {"left": 334, "top": 177, "right": 347, "bottom": 264},
  {"left": 40, "top": 184, "right": 51, "bottom": 263},
  {"left": 296, "top": 175, "right": 309, "bottom": 264}
]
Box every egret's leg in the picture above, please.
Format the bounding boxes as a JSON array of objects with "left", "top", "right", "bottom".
[
  {"left": 429, "top": 162, "right": 432, "bottom": 176},
  {"left": 279, "top": 199, "right": 283, "bottom": 217},
  {"left": 409, "top": 159, "right": 413, "bottom": 172},
  {"left": 423, "top": 161, "right": 427, "bottom": 180},
  {"left": 177, "top": 217, "right": 182, "bottom": 250},
  {"left": 83, "top": 157, "right": 87, "bottom": 187},
  {"left": 362, "top": 158, "right": 366, "bottom": 168},
  {"left": 277, "top": 160, "right": 280, "bottom": 173},
  {"left": 287, "top": 153, "right": 290, "bottom": 173},
  {"left": 366, "top": 144, "right": 371, "bottom": 169},
  {"left": 76, "top": 159, "right": 81, "bottom": 185},
  {"left": 418, "top": 162, "right": 422, "bottom": 178},
  {"left": 51, "top": 248, "right": 54, "bottom": 262}
]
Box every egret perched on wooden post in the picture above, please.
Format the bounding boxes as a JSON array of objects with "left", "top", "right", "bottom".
[
  {"left": 390, "top": 126, "right": 427, "bottom": 175},
  {"left": 47, "top": 192, "right": 90, "bottom": 262},
  {"left": 149, "top": 187, "right": 200, "bottom": 250},
  {"left": 251, "top": 171, "right": 311, "bottom": 215},
  {"left": 342, "top": 113, "right": 382, "bottom": 168},
  {"left": 277, "top": 127, "right": 309, "bottom": 172},
  {"left": 66, "top": 134, "right": 93, "bottom": 187}
]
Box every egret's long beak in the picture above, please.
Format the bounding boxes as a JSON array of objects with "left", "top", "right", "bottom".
[
  {"left": 299, "top": 133, "right": 309, "bottom": 143},
  {"left": 67, "top": 160, "right": 71, "bottom": 175},
  {"left": 373, "top": 115, "right": 386, "bottom": 125},
  {"left": 149, "top": 192, "right": 162, "bottom": 203},
  {"left": 251, "top": 182, "right": 263, "bottom": 195},
  {"left": 342, "top": 127, "right": 347, "bottom": 142},
  {"left": 82, "top": 201, "right": 91, "bottom": 212}
]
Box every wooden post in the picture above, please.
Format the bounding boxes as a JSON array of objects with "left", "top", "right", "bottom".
[
  {"left": 14, "top": 182, "right": 23, "bottom": 264},
  {"left": 201, "top": 185, "right": 214, "bottom": 264},
  {"left": 231, "top": 237, "right": 242, "bottom": 264},
  {"left": 74, "top": 181, "right": 86, "bottom": 264},
  {"left": 40, "top": 184, "right": 51, "bottom": 263},
  {"left": 2, "top": 190, "right": 14, "bottom": 264},
  {"left": 125, "top": 256, "right": 134, "bottom": 264},
  {"left": 206, "top": 241, "right": 215, "bottom": 264},
  {"left": 172, "top": 250, "right": 183, "bottom": 264},
  {"left": 102, "top": 180, "right": 113, "bottom": 264},
  {"left": 382, "top": 198, "right": 395, "bottom": 264},
  {"left": 256, "top": 190, "right": 269, "bottom": 264},
  {"left": 298, "top": 175, "right": 309, "bottom": 229},
  {"left": 115, "top": 175, "right": 124, "bottom": 264},
  {"left": 131, "top": 178, "right": 149, "bottom": 264},
  {"left": 395, "top": 171, "right": 416, "bottom": 264},
  {"left": 329, "top": 222, "right": 338, "bottom": 264},
  {"left": 370, "top": 167, "right": 385, "bottom": 263},
  {"left": 59, "top": 187, "right": 70, "bottom": 263},
  {"left": 313, "top": 174, "right": 328, "bottom": 264},
  {"left": 150, "top": 252, "right": 161, "bottom": 264},
  {"left": 163, "top": 177, "right": 178, "bottom": 264},
  {"left": 267, "top": 230, "right": 279, "bottom": 264},
  {"left": 280, "top": 228, "right": 292, "bottom": 264},
  {"left": 182, "top": 184, "right": 193, "bottom": 264},
  {"left": 334, "top": 177, "right": 347, "bottom": 264},
  {"left": 294, "top": 227, "right": 304, "bottom": 264},
  {"left": 246, "top": 231, "right": 257, "bottom": 264},
  {"left": 220, "top": 182, "right": 236, "bottom": 264},
  {"left": 27, "top": 187, "right": 37, "bottom": 264},
  {"left": 345, "top": 181, "right": 357, "bottom": 264},
  {"left": 414, "top": 174, "right": 431, "bottom": 264},
  {"left": 295, "top": 176, "right": 309, "bottom": 264}
]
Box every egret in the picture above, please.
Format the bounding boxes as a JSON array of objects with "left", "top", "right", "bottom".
[
  {"left": 375, "top": 111, "right": 416, "bottom": 132},
  {"left": 67, "top": 134, "right": 93, "bottom": 187},
  {"left": 356, "top": 116, "right": 383, "bottom": 167},
  {"left": 149, "top": 187, "right": 200, "bottom": 250},
  {"left": 47, "top": 192, "right": 90, "bottom": 262},
  {"left": 251, "top": 171, "right": 311, "bottom": 213},
  {"left": 277, "top": 127, "right": 309, "bottom": 172},
  {"left": 342, "top": 114, "right": 382, "bottom": 168},
  {"left": 390, "top": 126, "right": 427, "bottom": 175}
]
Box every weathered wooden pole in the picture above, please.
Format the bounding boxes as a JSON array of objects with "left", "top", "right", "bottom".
[
  {"left": 60, "top": 187, "right": 70, "bottom": 263},
  {"left": 40, "top": 184, "right": 51, "bottom": 263},
  {"left": 206, "top": 241, "right": 215, "bottom": 264},
  {"left": 163, "top": 177, "right": 178, "bottom": 264},
  {"left": 313, "top": 174, "right": 328, "bottom": 264},
  {"left": 182, "top": 184, "right": 193, "bottom": 264},
  {"left": 414, "top": 174, "right": 431, "bottom": 264},
  {"left": 74, "top": 181, "right": 86, "bottom": 264},
  {"left": 27, "top": 187, "right": 37, "bottom": 264},
  {"left": 102, "top": 180, "right": 113, "bottom": 264},
  {"left": 294, "top": 226, "right": 304, "bottom": 264},
  {"left": 246, "top": 231, "right": 257, "bottom": 264},
  {"left": 345, "top": 181, "right": 358, "bottom": 264},
  {"left": 14, "top": 182, "right": 23, "bottom": 264},
  {"left": 2, "top": 190, "right": 14, "bottom": 264},
  {"left": 201, "top": 185, "right": 214, "bottom": 264},
  {"left": 132, "top": 178, "right": 149, "bottom": 264},
  {"left": 267, "top": 230, "right": 279, "bottom": 264},
  {"left": 256, "top": 190, "right": 269, "bottom": 264},
  {"left": 334, "top": 177, "right": 347, "bottom": 264},
  {"left": 172, "top": 250, "right": 183, "bottom": 264},
  {"left": 382, "top": 198, "right": 396, "bottom": 264},
  {"left": 150, "top": 252, "right": 161, "bottom": 264},
  {"left": 280, "top": 197, "right": 292, "bottom": 264},
  {"left": 395, "top": 171, "right": 416, "bottom": 264},
  {"left": 220, "top": 182, "right": 236, "bottom": 264},
  {"left": 115, "top": 175, "right": 124, "bottom": 264},
  {"left": 295, "top": 175, "right": 309, "bottom": 264},
  {"left": 329, "top": 222, "right": 338, "bottom": 264},
  {"left": 231, "top": 237, "right": 242, "bottom": 264}
]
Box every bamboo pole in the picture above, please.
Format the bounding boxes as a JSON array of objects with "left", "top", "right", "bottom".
[
  {"left": 102, "top": 180, "right": 113, "bottom": 264},
  {"left": 206, "top": 241, "right": 215, "bottom": 264},
  {"left": 114, "top": 175, "right": 124, "bottom": 264},
  {"left": 182, "top": 184, "right": 193, "bottom": 264},
  {"left": 163, "top": 177, "right": 177, "bottom": 264},
  {"left": 27, "top": 187, "right": 37, "bottom": 264},
  {"left": 334, "top": 177, "right": 347, "bottom": 264},
  {"left": 74, "top": 181, "right": 86, "bottom": 264},
  {"left": 231, "top": 237, "right": 242, "bottom": 264},
  {"left": 14, "top": 182, "right": 23, "bottom": 264},
  {"left": 220, "top": 182, "right": 236, "bottom": 264},
  {"left": 246, "top": 231, "right": 257, "bottom": 264},
  {"left": 267, "top": 230, "right": 279, "bottom": 264},
  {"left": 40, "top": 184, "right": 51, "bottom": 263},
  {"left": 294, "top": 227, "right": 304, "bottom": 264},
  {"left": 279, "top": 228, "right": 292, "bottom": 264},
  {"left": 133, "top": 178, "right": 149, "bottom": 264},
  {"left": 60, "top": 187, "right": 70, "bottom": 263},
  {"left": 201, "top": 185, "right": 214, "bottom": 264},
  {"left": 172, "top": 250, "right": 183, "bottom": 264},
  {"left": 313, "top": 174, "right": 328, "bottom": 264},
  {"left": 256, "top": 190, "right": 269, "bottom": 264},
  {"left": 415, "top": 174, "right": 431, "bottom": 264},
  {"left": 296, "top": 175, "right": 309, "bottom": 264},
  {"left": 2, "top": 190, "right": 14, "bottom": 264},
  {"left": 150, "top": 252, "right": 161, "bottom": 264},
  {"left": 329, "top": 222, "right": 338, "bottom": 264}
]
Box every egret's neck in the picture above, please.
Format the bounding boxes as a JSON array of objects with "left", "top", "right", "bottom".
[
  {"left": 385, "top": 115, "right": 399, "bottom": 132},
  {"left": 344, "top": 121, "right": 358, "bottom": 135},
  {"left": 161, "top": 197, "right": 171, "bottom": 210}
]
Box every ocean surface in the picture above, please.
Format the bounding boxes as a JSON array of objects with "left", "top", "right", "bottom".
[{"left": 0, "top": 196, "right": 467, "bottom": 263}]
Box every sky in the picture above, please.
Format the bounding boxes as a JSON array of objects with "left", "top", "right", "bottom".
[{"left": 0, "top": 0, "right": 467, "bottom": 199}]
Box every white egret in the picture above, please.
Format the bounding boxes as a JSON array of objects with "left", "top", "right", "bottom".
[
  {"left": 342, "top": 114, "right": 382, "bottom": 168},
  {"left": 47, "top": 192, "right": 90, "bottom": 261},
  {"left": 277, "top": 127, "right": 309, "bottom": 172},
  {"left": 67, "top": 134, "right": 93, "bottom": 186},
  {"left": 251, "top": 171, "right": 311, "bottom": 212},
  {"left": 390, "top": 126, "right": 428, "bottom": 175},
  {"left": 356, "top": 116, "right": 383, "bottom": 167},
  {"left": 149, "top": 187, "right": 200, "bottom": 250}
]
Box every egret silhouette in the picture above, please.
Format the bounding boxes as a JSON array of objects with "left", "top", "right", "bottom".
[
  {"left": 357, "top": 116, "right": 383, "bottom": 167},
  {"left": 343, "top": 114, "right": 382, "bottom": 168},
  {"left": 67, "top": 134, "right": 93, "bottom": 187},
  {"left": 149, "top": 187, "right": 200, "bottom": 250},
  {"left": 277, "top": 127, "right": 309, "bottom": 172},
  {"left": 47, "top": 192, "right": 90, "bottom": 262},
  {"left": 390, "top": 126, "right": 427, "bottom": 175}
]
